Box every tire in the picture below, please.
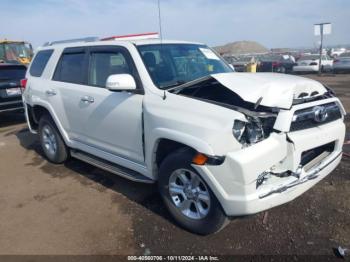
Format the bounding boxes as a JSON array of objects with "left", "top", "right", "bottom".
[
  {"left": 158, "top": 149, "right": 228, "bottom": 235},
  {"left": 277, "top": 66, "right": 286, "bottom": 74},
  {"left": 39, "top": 114, "right": 68, "bottom": 164}
]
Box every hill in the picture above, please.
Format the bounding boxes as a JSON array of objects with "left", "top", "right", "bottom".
[{"left": 214, "top": 41, "right": 268, "bottom": 55}]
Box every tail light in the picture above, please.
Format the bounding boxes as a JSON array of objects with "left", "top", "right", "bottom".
[
  {"left": 20, "top": 78, "right": 27, "bottom": 89},
  {"left": 309, "top": 62, "right": 318, "bottom": 66},
  {"left": 272, "top": 62, "right": 280, "bottom": 67}
]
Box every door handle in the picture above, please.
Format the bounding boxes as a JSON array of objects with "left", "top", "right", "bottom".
[
  {"left": 46, "top": 89, "right": 57, "bottom": 96},
  {"left": 81, "top": 96, "right": 94, "bottom": 103}
]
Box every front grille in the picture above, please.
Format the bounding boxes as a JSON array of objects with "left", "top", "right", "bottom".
[{"left": 290, "top": 102, "right": 342, "bottom": 131}]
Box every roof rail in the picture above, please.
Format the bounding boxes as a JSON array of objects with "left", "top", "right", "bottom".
[
  {"left": 43, "top": 36, "right": 99, "bottom": 47},
  {"left": 101, "top": 32, "right": 159, "bottom": 41}
]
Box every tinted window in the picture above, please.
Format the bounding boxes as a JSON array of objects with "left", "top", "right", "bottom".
[
  {"left": 53, "top": 52, "right": 85, "bottom": 84},
  {"left": 0, "top": 65, "right": 26, "bottom": 80},
  {"left": 88, "top": 51, "right": 132, "bottom": 87},
  {"left": 29, "top": 50, "right": 53, "bottom": 77}
]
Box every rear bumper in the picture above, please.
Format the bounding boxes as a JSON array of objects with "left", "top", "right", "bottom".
[
  {"left": 0, "top": 100, "right": 23, "bottom": 113},
  {"left": 194, "top": 120, "right": 345, "bottom": 216}
]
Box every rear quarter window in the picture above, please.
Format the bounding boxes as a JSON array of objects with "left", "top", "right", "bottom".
[{"left": 29, "top": 50, "right": 54, "bottom": 77}]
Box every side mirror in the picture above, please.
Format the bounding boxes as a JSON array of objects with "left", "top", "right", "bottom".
[{"left": 106, "top": 74, "right": 136, "bottom": 91}]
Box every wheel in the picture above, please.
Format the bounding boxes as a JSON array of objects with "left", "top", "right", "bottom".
[
  {"left": 158, "top": 149, "right": 228, "bottom": 235},
  {"left": 277, "top": 66, "right": 286, "bottom": 74},
  {"left": 39, "top": 115, "right": 68, "bottom": 164}
]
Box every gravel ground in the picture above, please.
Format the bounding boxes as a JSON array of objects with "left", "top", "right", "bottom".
[{"left": 0, "top": 73, "right": 349, "bottom": 257}]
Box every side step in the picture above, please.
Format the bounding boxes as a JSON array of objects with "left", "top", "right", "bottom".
[{"left": 70, "top": 150, "right": 154, "bottom": 184}]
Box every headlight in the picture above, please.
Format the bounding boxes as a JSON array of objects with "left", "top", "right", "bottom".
[
  {"left": 233, "top": 118, "right": 265, "bottom": 145},
  {"left": 232, "top": 120, "right": 246, "bottom": 141}
]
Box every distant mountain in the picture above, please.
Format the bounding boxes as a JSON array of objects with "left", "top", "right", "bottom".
[{"left": 214, "top": 41, "right": 268, "bottom": 55}]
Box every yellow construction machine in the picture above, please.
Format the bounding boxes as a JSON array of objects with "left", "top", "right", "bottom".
[{"left": 0, "top": 40, "right": 33, "bottom": 66}]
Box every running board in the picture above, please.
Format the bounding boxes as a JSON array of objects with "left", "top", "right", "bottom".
[{"left": 70, "top": 150, "right": 154, "bottom": 184}]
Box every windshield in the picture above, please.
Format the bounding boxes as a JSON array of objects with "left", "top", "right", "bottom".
[
  {"left": 0, "top": 43, "right": 33, "bottom": 62},
  {"left": 137, "top": 44, "right": 232, "bottom": 89}
]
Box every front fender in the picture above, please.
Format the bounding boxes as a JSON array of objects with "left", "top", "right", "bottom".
[{"left": 151, "top": 127, "right": 215, "bottom": 155}]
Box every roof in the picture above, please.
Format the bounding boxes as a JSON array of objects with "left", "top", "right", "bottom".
[{"left": 0, "top": 40, "right": 27, "bottom": 44}]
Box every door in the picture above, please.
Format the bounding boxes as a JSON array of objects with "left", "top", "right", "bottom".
[
  {"left": 80, "top": 46, "right": 144, "bottom": 164},
  {"left": 50, "top": 47, "right": 90, "bottom": 140}
]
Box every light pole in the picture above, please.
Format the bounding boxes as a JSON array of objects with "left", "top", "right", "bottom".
[{"left": 314, "top": 22, "right": 331, "bottom": 75}]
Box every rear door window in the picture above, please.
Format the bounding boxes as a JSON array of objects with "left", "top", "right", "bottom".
[
  {"left": 29, "top": 50, "right": 54, "bottom": 77},
  {"left": 53, "top": 49, "right": 86, "bottom": 84}
]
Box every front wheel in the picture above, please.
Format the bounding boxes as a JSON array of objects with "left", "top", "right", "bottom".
[{"left": 158, "top": 149, "right": 228, "bottom": 235}]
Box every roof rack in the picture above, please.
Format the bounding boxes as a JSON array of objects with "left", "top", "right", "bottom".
[
  {"left": 43, "top": 36, "right": 99, "bottom": 47},
  {"left": 101, "top": 32, "right": 159, "bottom": 41}
]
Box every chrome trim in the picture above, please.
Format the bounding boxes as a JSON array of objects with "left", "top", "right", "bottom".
[
  {"left": 45, "top": 89, "right": 57, "bottom": 96},
  {"left": 259, "top": 152, "right": 342, "bottom": 199},
  {"left": 80, "top": 96, "right": 94, "bottom": 103},
  {"left": 0, "top": 100, "right": 23, "bottom": 106},
  {"left": 0, "top": 106, "right": 23, "bottom": 113},
  {"left": 292, "top": 103, "right": 340, "bottom": 122}
]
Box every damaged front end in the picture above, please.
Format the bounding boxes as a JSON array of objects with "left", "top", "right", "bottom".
[
  {"left": 170, "top": 76, "right": 279, "bottom": 146},
  {"left": 174, "top": 73, "right": 346, "bottom": 216}
]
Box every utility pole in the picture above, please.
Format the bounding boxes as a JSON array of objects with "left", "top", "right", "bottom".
[{"left": 314, "top": 22, "right": 331, "bottom": 75}]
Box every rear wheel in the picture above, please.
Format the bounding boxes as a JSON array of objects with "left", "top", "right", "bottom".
[
  {"left": 158, "top": 149, "right": 228, "bottom": 235},
  {"left": 276, "top": 66, "right": 286, "bottom": 74},
  {"left": 39, "top": 115, "right": 68, "bottom": 164}
]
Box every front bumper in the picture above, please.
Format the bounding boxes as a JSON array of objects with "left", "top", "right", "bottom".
[{"left": 193, "top": 119, "right": 345, "bottom": 216}]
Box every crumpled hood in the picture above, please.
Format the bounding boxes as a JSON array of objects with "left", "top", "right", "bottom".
[{"left": 211, "top": 72, "right": 327, "bottom": 109}]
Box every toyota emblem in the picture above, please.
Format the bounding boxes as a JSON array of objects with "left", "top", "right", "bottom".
[{"left": 313, "top": 106, "right": 328, "bottom": 123}]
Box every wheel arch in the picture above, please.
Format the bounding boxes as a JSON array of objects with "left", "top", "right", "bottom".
[
  {"left": 26, "top": 102, "right": 70, "bottom": 144},
  {"left": 149, "top": 129, "right": 215, "bottom": 179}
]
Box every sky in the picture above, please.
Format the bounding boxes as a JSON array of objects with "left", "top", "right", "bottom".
[{"left": 1, "top": 0, "right": 350, "bottom": 49}]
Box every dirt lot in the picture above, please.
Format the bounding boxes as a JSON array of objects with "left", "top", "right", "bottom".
[{"left": 0, "top": 74, "right": 349, "bottom": 257}]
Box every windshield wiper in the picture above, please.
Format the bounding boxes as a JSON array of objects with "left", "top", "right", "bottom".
[
  {"left": 168, "top": 75, "right": 212, "bottom": 94},
  {"left": 160, "top": 81, "right": 187, "bottom": 90}
]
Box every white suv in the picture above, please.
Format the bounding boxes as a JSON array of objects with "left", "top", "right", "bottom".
[{"left": 22, "top": 36, "right": 346, "bottom": 235}]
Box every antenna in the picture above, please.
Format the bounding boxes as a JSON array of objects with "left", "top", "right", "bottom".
[{"left": 157, "top": 0, "right": 163, "bottom": 41}]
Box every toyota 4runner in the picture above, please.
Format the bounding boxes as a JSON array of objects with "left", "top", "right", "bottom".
[{"left": 22, "top": 35, "right": 346, "bottom": 235}]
